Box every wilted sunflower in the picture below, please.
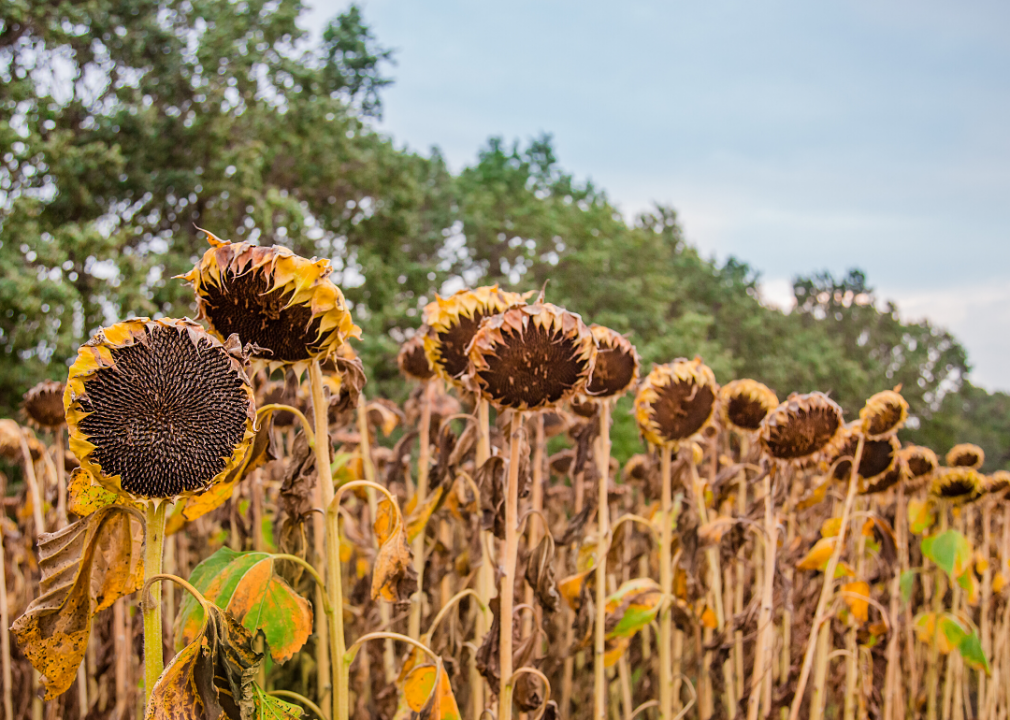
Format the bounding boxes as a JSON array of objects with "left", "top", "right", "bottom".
[
  {"left": 759, "top": 392, "right": 844, "bottom": 465},
  {"left": 398, "top": 332, "right": 435, "bottom": 382},
  {"left": 900, "top": 445, "right": 939, "bottom": 480},
  {"left": 423, "top": 285, "right": 527, "bottom": 385},
  {"left": 22, "top": 380, "right": 66, "bottom": 430},
  {"left": 946, "top": 443, "right": 984, "bottom": 470},
  {"left": 585, "top": 325, "right": 639, "bottom": 399},
  {"left": 830, "top": 425, "right": 899, "bottom": 484},
  {"left": 467, "top": 303, "right": 596, "bottom": 411},
  {"left": 634, "top": 357, "right": 719, "bottom": 448},
  {"left": 859, "top": 389, "right": 909, "bottom": 440},
  {"left": 718, "top": 379, "right": 778, "bottom": 434},
  {"left": 65, "top": 318, "right": 256, "bottom": 500},
  {"left": 930, "top": 467, "right": 985, "bottom": 505},
  {"left": 861, "top": 460, "right": 904, "bottom": 495},
  {"left": 986, "top": 470, "right": 1010, "bottom": 496},
  {"left": 179, "top": 231, "right": 360, "bottom": 372}
]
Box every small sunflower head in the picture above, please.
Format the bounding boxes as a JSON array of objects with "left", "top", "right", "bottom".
[
  {"left": 759, "top": 392, "right": 844, "bottom": 465},
  {"left": 829, "top": 426, "right": 899, "bottom": 484},
  {"left": 860, "top": 461, "right": 904, "bottom": 495},
  {"left": 65, "top": 318, "right": 256, "bottom": 500},
  {"left": 585, "top": 325, "right": 639, "bottom": 399},
  {"left": 930, "top": 467, "right": 985, "bottom": 505},
  {"left": 718, "top": 379, "right": 778, "bottom": 434},
  {"left": 423, "top": 285, "right": 527, "bottom": 385},
  {"left": 859, "top": 389, "right": 909, "bottom": 439},
  {"left": 634, "top": 358, "right": 719, "bottom": 448},
  {"left": 0, "top": 419, "right": 24, "bottom": 461},
  {"left": 397, "top": 332, "right": 435, "bottom": 382},
  {"left": 900, "top": 445, "right": 939, "bottom": 481},
  {"left": 985, "top": 470, "right": 1010, "bottom": 497},
  {"left": 22, "top": 380, "right": 67, "bottom": 430},
  {"left": 178, "top": 231, "right": 360, "bottom": 373},
  {"left": 946, "top": 443, "right": 984, "bottom": 470},
  {"left": 467, "top": 303, "right": 596, "bottom": 411}
]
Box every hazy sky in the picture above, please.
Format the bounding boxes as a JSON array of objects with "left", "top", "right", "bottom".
[{"left": 306, "top": 0, "right": 1010, "bottom": 391}]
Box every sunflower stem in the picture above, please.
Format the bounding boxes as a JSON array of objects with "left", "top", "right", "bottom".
[
  {"left": 408, "top": 379, "right": 435, "bottom": 640},
  {"left": 659, "top": 445, "right": 674, "bottom": 720},
  {"left": 788, "top": 434, "right": 865, "bottom": 720},
  {"left": 472, "top": 398, "right": 492, "bottom": 719},
  {"left": 0, "top": 476, "right": 13, "bottom": 720},
  {"left": 499, "top": 410, "right": 525, "bottom": 720},
  {"left": 594, "top": 401, "right": 612, "bottom": 720},
  {"left": 308, "top": 360, "right": 344, "bottom": 720},
  {"left": 142, "top": 499, "right": 168, "bottom": 704}
]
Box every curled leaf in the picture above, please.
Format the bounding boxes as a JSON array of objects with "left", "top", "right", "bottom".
[
  {"left": 13, "top": 506, "right": 144, "bottom": 699},
  {"left": 525, "top": 532, "right": 561, "bottom": 613},
  {"left": 373, "top": 496, "right": 418, "bottom": 606},
  {"left": 797, "top": 537, "right": 836, "bottom": 571},
  {"left": 176, "top": 548, "right": 313, "bottom": 663}
]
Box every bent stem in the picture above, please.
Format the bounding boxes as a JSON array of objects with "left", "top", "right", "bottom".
[
  {"left": 308, "top": 360, "right": 343, "bottom": 720},
  {"left": 788, "top": 435, "right": 865, "bottom": 720},
  {"left": 142, "top": 500, "right": 169, "bottom": 703},
  {"left": 499, "top": 411, "right": 525, "bottom": 720},
  {"left": 594, "top": 401, "right": 612, "bottom": 720},
  {"left": 270, "top": 690, "right": 328, "bottom": 720}
]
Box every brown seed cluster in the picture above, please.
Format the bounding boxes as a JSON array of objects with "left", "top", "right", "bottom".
[
  {"left": 718, "top": 379, "right": 778, "bottom": 433},
  {"left": 585, "top": 325, "right": 639, "bottom": 399},
  {"left": 859, "top": 389, "right": 908, "bottom": 439},
  {"left": 76, "top": 325, "right": 252, "bottom": 498},
  {"left": 475, "top": 321, "right": 585, "bottom": 409},
  {"left": 398, "top": 333, "right": 435, "bottom": 381},
  {"left": 23, "top": 380, "right": 66, "bottom": 429},
  {"left": 651, "top": 378, "right": 716, "bottom": 442},
  {"left": 946, "top": 443, "right": 984, "bottom": 470},
  {"left": 760, "top": 392, "right": 843, "bottom": 463},
  {"left": 201, "top": 269, "right": 323, "bottom": 363},
  {"left": 931, "top": 466, "right": 984, "bottom": 504}
]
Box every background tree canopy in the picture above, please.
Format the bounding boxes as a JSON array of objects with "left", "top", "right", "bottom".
[{"left": 2, "top": 0, "right": 1007, "bottom": 469}]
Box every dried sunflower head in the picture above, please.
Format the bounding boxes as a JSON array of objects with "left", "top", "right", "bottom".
[
  {"left": 930, "top": 467, "right": 985, "bottom": 505},
  {"left": 397, "top": 332, "right": 435, "bottom": 382},
  {"left": 65, "top": 318, "right": 257, "bottom": 500},
  {"left": 860, "top": 460, "right": 904, "bottom": 495},
  {"left": 859, "top": 389, "right": 909, "bottom": 439},
  {"left": 985, "top": 470, "right": 1010, "bottom": 497},
  {"left": 22, "top": 380, "right": 66, "bottom": 430},
  {"left": 946, "top": 443, "right": 984, "bottom": 470},
  {"left": 585, "top": 325, "right": 639, "bottom": 399},
  {"left": 900, "top": 445, "right": 939, "bottom": 480},
  {"left": 178, "top": 231, "right": 360, "bottom": 373},
  {"left": 634, "top": 358, "right": 719, "bottom": 448},
  {"left": 423, "top": 285, "right": 527, "bottom": 386},
  {"left": 718, "top": 379, "right": 778, "bottom": 434},
  {"left": 0, "top": 419, "right": 24, "bottom": 461},
  {"left": 759, "top": 392, "right": 844, "bottom": 465},
  {"left": 467, "top": 303, "right": 596, "bottom": 411},
  {"left": 830, "top": 425, "right": 899, "bottom": 484}
]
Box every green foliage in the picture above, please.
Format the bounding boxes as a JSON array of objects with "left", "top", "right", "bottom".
[
  {"left": 2, "top": 0, "right": 1008, "bottom": 471},
  {"left": 921, "top": 530, "right": 973, "bottom": 582}
]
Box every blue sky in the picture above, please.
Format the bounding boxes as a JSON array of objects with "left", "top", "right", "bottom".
[{"left": 306, "top": 0, "right": 1010, "bottom": 391}]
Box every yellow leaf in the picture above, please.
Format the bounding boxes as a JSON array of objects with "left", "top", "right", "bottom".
[
  {"left": 842, "top": 581, "right": 870, "bottom": 624},
  {"left": 797, "top": 537, "right": 837, "bottom": 571},
  {"left": 993, "top": 572, "right": 1006, "bottom": 594},
  {"left": 701, "top": 607, "right": 718, "bottom": 630},
  {"left": 834, "top": 562, "right": 855, "bottom": 578},
  {"left": 861, "top": 519, "right": 875, "bottom": 537},
  {"left": 820, "top": 517, "right": 842, "bottom": 538},
  {"left": 372, "top": 497, "right": 418, "bottom": 604}
]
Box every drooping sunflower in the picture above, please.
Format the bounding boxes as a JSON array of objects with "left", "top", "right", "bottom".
[
  {"left": 398, "top": 332, "right": 435, "bottom": 382},
  {"left": 634, "top": 357, "right": 719, "bottom": 448},
  {"left": 423, "top": 285, "right": 527, "bottom": 386},
  {"left": 859, "top": 388, "right": 909, "bottom": 440},
  {"left": 930, "top": 466, "right": 985, "bottom": 505},
  {"left": 759, "top": 392, "right": 844, "bottom": 465},
  {"left": 22, "top": 380, "right": 66, "bottom": 430},
  {"left": 986, "top": 470, "right": 1010, "bottom": 496},
  {"left": 467, "top": 303, "right": 596, "bottom": 411},
  {"left": 65, "top": 318, "right": 257, "bottom": 500},
  {"left": 718, "top": 379, "right": 779, "bottom": 434},
  {"left": 178, "top": 231, "right": 360, "bottom": 373},
  {"left": 585, "top": 325, "right": 639, "bottom": 399},
  {"left": 898, "top": 445, "right": 939, "bottom": 493},
  {"left": 829, "top": 424, "right": 900, "bottom": 485},
  {"left": 946, "top": 443, "right": 984, "bottom": 470}
]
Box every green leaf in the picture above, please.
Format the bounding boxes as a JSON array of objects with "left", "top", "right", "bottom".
[
  {"left": 900, "top": 570, "right": 917, "bottom": 604},
  {"left": 177, "top": 548, "right": 313, "bottom": 663},
  {"left": 604, "top": 578, "right": 663, "bottom": 639},
  {"left": 921, "top": 530, "right": 973, "bottom": 582},
  {"left": 939, "top": 614, "right": 967, "bottom": 649},
  {"left": 252, "top": 685, "right": 304, "bottom": 719},
  {"left": 958, "top": 631, "right": 991, "bottom": 676}
]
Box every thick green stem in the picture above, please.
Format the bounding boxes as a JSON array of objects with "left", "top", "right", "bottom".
[
  {"left": 308, "top": 361, "right": 343, "bottom": 720},
  {"left": 594, "top": 401, "right": 612, "bottom": 720},
  {"left": 499, "top": 411, "right": 524, "bottom": 720},
  {"left": 143, "top": 500, "right": 168, "bottom": 703}
]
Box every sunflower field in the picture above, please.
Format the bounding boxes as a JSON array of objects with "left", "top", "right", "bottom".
[{"left": 3, "top": 3, "right": 1010, "bottom": 720}]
